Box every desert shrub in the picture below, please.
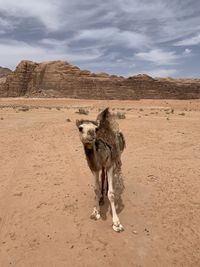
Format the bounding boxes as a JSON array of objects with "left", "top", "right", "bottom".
[
  {"left": 113, "top": 111, "right": 126, "bottom": 119},
  {"left": 19, "top": 105, "right": 29, "bottom": 112},
  {"left": 139, "top": 108, "right": 144, "bottom": 112},
  {"left": 77, "top": 108, "right": 89, "bottom": 115},
  {"left": 66, "top": 118, "right": 71, "bottom": 122},
  {"left": 179, "top": 112, "right": 185, "bottom": 116},
  {"left": 56, "top": 107, "right": 61, "bottom": 111},
  {"left": 0, "top": 117, "right": 4, "bottom": 120}
]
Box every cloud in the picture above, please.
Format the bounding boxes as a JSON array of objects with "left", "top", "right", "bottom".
[
  {"left": 174, "top": 34, "right": 200, "bottom": 46},
  {"left": 0, "top": 0, "right": 62, "bottom": 31},
  {"left": 184, "top": 48, "right": 192, "bottom": 55},
  {"left": 135, "top": 49, "right": 179, "bottom": 66},
  {"left": 0, "top": 39, "right": 102, "bottom": 69},
  {"left": 0, "top": 0, "right": 200, "bottom": 77},
  {"left": 72, "top": 28, "right": 149, "bottom": 49}
]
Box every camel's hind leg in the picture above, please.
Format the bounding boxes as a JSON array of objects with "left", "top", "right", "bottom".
[
  {"left": 90, "top": 171, "right": 101, "bottom": 220},
  {"left": 107, "top": 167, "right": 124, "bottom": 232}
]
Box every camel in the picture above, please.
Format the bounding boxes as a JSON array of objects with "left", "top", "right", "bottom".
[{"left": 76, "top": 108, "right": 125, "bottom": 232}]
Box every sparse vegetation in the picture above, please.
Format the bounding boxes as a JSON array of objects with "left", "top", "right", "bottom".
[
  {"left": 77, "top": 108, "right": 89, "bottom": 115},
  {"left": 113, "top": 111, "right": 126, "bottom": 119},
  {"left": 139, "top": 108, "right": 144, "bottom": 112},
  {"left": 179, "top": 112, "right": 185, "bottom": 116},
  {"left": 56, "top": 107, "right": 61, "bottom": 111},
  {"left": 0, "top": 117, "right": 4, "bottom": 120},
  {"left": 66, "top": 118, "right": 71, "bottom": 122},
  {"left": 18, "top": 105, "right": 29, "bottom": 112}
]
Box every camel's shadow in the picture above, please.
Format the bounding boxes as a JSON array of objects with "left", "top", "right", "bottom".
[{"left": 100, "top": 196, "right": 125, "bottom": 221}]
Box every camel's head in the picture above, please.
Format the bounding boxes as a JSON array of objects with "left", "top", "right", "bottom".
[{"left": 76, "top": 119, "right": 100, "bottom": 148}]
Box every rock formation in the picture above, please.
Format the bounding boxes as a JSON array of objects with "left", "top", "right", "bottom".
[
  {"left": 0, "top": 67, "right": 12, "bottom": 96},
  {"left": 0, "top": 66, "right": 12, "bottom": 78},
  {"left": 0, "top": 60, "right": 200, "bottom": 99}
]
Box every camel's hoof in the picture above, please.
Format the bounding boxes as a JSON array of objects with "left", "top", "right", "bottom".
[
  {"left": 90, "top": 210, "right": 101, "bottom": 220},
  {"left": 112, "top": 222, "right": 124, "bottom": 232}
]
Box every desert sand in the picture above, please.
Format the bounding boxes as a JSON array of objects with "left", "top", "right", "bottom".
[{"left": 0, "top": 98, "right": 200, "bottom": 267}]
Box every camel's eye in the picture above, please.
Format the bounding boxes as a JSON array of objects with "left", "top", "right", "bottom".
[
  {"left": 95, "top": 127, "right": 99, "bottom": 132},
  {"left": 79, "top": 126, "right": 83, "bottom": 132}
]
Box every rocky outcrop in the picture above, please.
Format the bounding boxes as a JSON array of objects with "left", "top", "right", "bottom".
[
  {"left": 1, "top": 60, "right": 200, "bottom": 99},
  {"left": 0, "top": 67, "right": 12, "bottom": 78},
  {"left": 0, "top": 67, "right": 12, "bottom": 95}
]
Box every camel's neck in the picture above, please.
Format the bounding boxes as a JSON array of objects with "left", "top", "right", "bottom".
[{"left": 84, "top": 142, "right": 100, "bottom": 172}]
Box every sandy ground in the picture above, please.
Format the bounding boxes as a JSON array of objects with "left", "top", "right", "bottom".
[{"left": 0, "top": 98, "right": 200, "bottom": 267}]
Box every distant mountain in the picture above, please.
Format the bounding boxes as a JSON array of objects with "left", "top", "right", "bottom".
[{"left": 0, "top": 60, "right": 200, "bottom": 99}]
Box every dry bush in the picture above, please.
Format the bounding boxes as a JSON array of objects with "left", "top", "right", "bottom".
[
  {"left": 77, "top": 108, "right": 89, "bottom": 115},
  {"left": 113, "top": 111, "right": 126, "bottom": 119},
  {"left": 18, "top": 105, "right": 29, "bottom": 112}
]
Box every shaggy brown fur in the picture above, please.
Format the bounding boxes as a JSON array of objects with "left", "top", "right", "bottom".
[
  {"left": 97, "top": 108, "right": 125, "bottom": 199},
  {"left": 76, "top": 108, "right": 126, "bottom": 232},
  {"left": 77, "top": 108, "right": 125, "bottom": 199}
]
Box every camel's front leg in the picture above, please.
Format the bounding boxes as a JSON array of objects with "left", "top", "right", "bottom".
[
  {"left": 90, "top": 171, "right": 101, "bottom": 220},
  {"left": 107, "top": 167, "right": 124, "bottom": 232}
]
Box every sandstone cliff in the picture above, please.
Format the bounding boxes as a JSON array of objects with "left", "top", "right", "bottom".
[
  {"left": 0, "top": 66, "right": 12, "bottom": 78},
  {"left": 1, "top": 60, "right": 200, "bottom": 99}
]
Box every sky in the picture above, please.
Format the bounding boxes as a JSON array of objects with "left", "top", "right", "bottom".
[{"left": 0, "top": 0, "right": 200, "bottom": 77}]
